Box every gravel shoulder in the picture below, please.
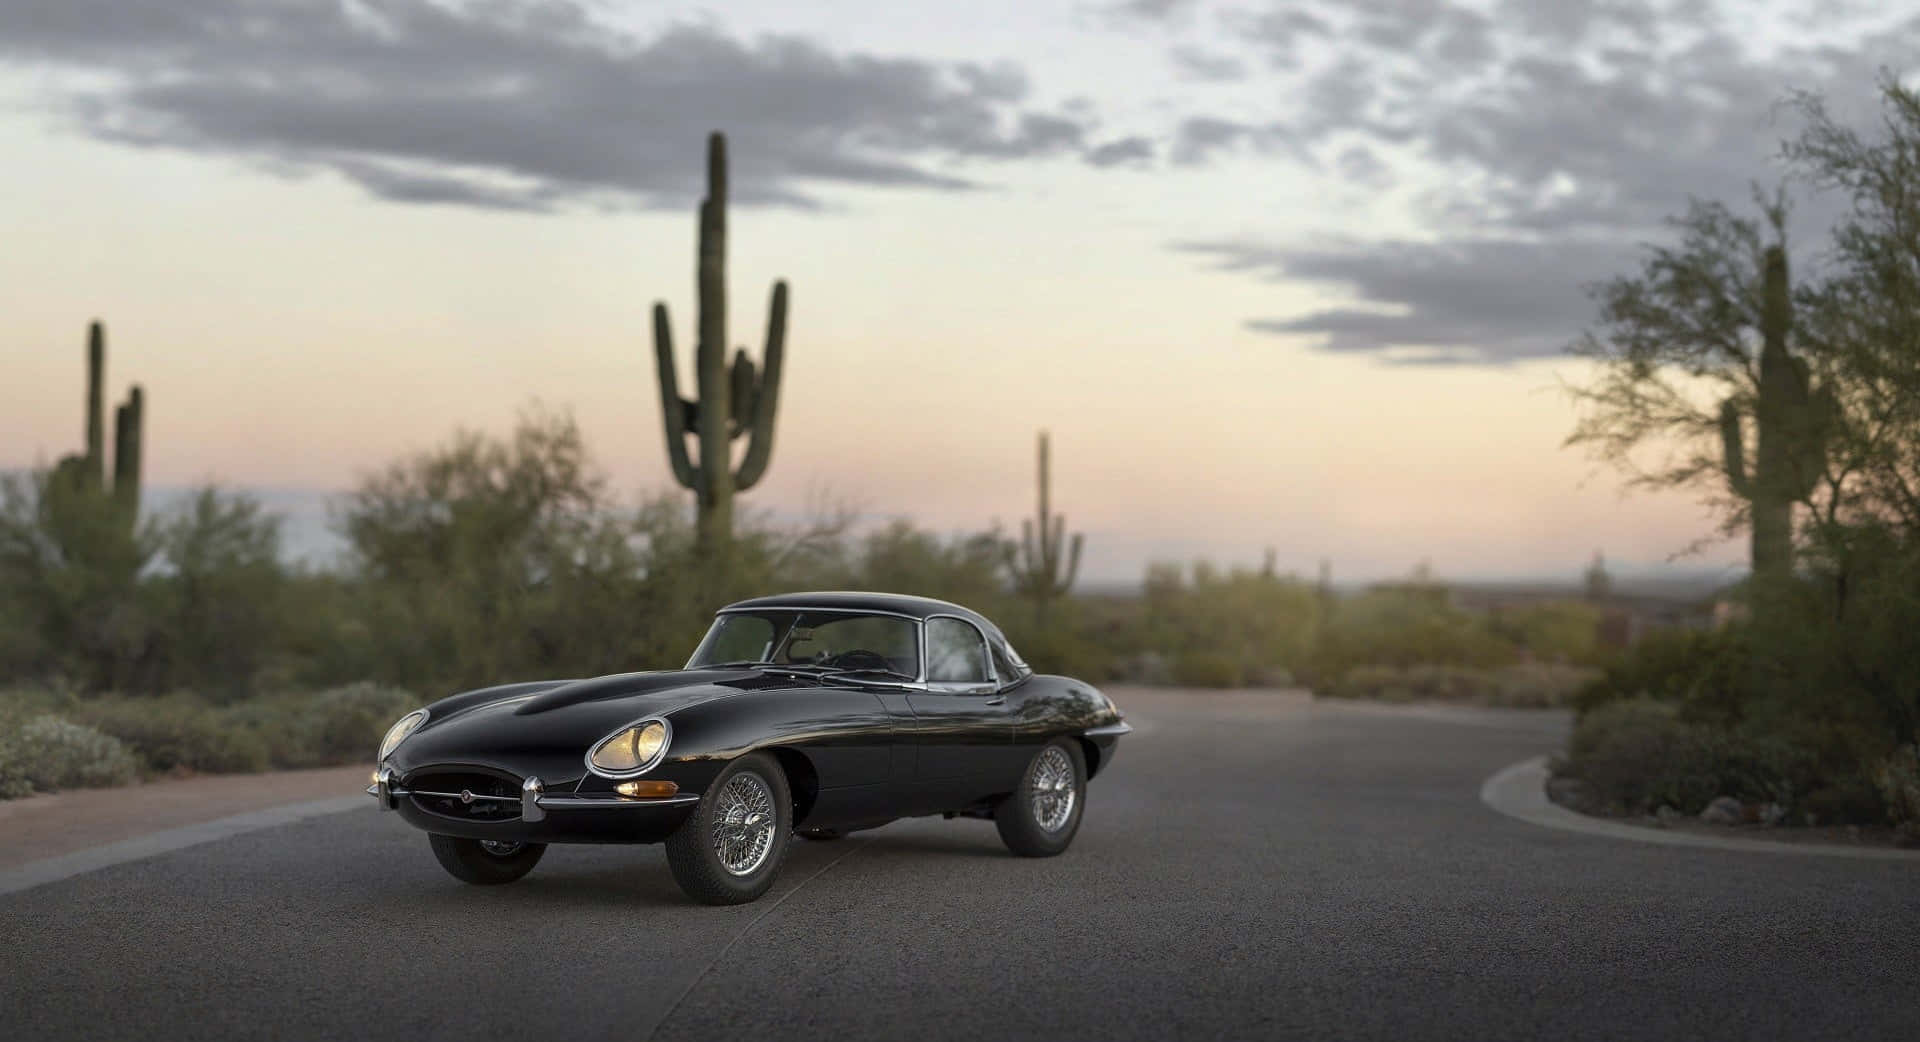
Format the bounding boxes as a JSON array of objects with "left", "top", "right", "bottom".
[{"left": 0, "top": 764, "right": 371, "bottom": 871}]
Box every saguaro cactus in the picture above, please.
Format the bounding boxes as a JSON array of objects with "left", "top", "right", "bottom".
[
  {"left": 1717, "top": 245, "right": 1831, "bottom": 586},
  {"left": 53, "top": 320, "right": 144, "bottom": 524},
  {"left": 1004, "top": 430, "right": 1083, "bottom": 626},
  {"left": 651, "top": 132, "right": 788, "bottom": 554}
]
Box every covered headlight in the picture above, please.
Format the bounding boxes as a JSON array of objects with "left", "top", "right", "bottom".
[
  {"left": 377, "top": 709, "right": 428, "bottom": 761},
  {"left": 589, "top": 719, "right": 670, "bottom": 776}
]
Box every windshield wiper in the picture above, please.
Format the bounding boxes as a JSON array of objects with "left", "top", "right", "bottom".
[
  {"left": 700, "top": 660, "right": 775, "bottom": 670},
  {"left": 820, "top": 667, "right": 919, "bottom": 683},
  {"left": 755, "top": 664, "right": 836, "bottom": 681}
]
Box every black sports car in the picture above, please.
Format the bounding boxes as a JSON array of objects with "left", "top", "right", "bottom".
[{"left": 369, "top": 591, "right": 1131, "bottom": 904}]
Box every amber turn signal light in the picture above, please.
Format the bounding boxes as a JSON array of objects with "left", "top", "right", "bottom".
[{"left": 615, "top": 780, "right": 680, "bottom": 799}]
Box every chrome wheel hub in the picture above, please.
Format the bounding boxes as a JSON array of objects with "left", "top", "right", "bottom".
[
  {"left": 1029, "top": 746, "right": 1076, "bottom": 832},
  {"left": 712, "top": 772, "right": 778, "bottom": 876},
  {"left": 478, "top": 840, "right": 524, "bottom": 857}
]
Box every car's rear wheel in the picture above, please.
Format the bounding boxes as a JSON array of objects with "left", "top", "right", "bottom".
[
  {"left": 427, "top": 835, "right": 547, "bottom": 885},
  {"left": 664, "top": 752, "right": 793, "bottom": 905},
  {"left": 994, "top": 740, "right": 1086, "bottom": 857}
]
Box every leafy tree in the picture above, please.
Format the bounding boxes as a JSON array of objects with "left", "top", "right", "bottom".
[
  {"left": 0, "top": 466, "right": 157, "bottom": 690},
  {"left": 149, "top": 487, "right": 287, "bottom": 699},
  {"left": 1564, "top": 189, "right": 1836, "bottom": 572},
  {"left": 335, "top": 408, "right": 650, "bottom": 691}
]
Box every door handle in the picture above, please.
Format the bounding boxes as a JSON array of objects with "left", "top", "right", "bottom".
[{"left": 985, "top": 695, "right": 1006, "bottom": 706}]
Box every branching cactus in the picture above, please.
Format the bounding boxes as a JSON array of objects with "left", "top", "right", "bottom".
[
  {"left": 52, "top": 320, "right": 144, "bottom": 526},
  {"left": 1004, "top": 430, "right": 1084, "bottom": 626},
  {"left": 1716, "top": 245, "right": 1833, "bottom": 584},
  {"left": 651, "top": 132, "right": 788, "bottom": 554}
]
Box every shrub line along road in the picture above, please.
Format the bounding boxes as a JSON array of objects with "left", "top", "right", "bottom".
[{"left": 4, "top": 688, "right": 1914, "bottom": 1041}]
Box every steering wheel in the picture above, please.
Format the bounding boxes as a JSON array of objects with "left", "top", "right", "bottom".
[{"left": 827, "top": 649, "right": 893, "bottom": 672}]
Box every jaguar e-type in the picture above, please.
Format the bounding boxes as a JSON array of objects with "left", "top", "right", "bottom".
[{"left": 369, "top": 591, "right": 1131, "bottom": 904}]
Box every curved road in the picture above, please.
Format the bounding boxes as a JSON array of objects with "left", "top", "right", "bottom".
[{"left": 4, "top": 689, "right": 1914, "bottom": 1041}]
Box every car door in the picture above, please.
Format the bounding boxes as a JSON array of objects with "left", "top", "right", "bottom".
[{"left": 903, "top": 615, "right": 1014, "bottom": 809}]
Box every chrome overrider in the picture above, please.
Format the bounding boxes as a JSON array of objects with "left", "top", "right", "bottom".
[{"left": 367, "top": 765, "right": 700, "bottom": 816}]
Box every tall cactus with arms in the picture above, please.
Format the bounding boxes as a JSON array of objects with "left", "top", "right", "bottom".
[
  {"left": 651, "top": 132, "right": 788, "bottom": 554},
  {"left": 52, "top": 320, "right": 144, "bottom": 526},
  {"left": 1004, "top": 430, "right": 1084, "bottom": 626},
  {"left": 1717, "top": 244, "right": 1831, "bottom": 586}
]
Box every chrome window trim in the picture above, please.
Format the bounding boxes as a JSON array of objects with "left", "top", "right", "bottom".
[
  {"left": 699, "top": 607, "right": 928, "bottom": 682},
  {"left": 714, "top": 605, "right": 923, "bottom": 622},
  {"left": 584, "top": 715, "right": 674, "bottom": 780}
]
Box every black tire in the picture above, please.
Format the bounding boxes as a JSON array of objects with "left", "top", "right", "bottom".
[
  {"left": 665, "top": 752, "right": 793, "bottom": 905},
  {"left": 427, "top": 835, "right": 547, "bottom": 885},
  {"left": 995, "top": 739, "right": 1086, "bottom": 858},
  {"left": 797, "top": 828, "right": 845, "bottom": 841}
]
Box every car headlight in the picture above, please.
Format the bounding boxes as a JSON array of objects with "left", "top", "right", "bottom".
[
  {"left": 589, "top": 719, "right": 670, "bottom": 776},
  {"left": 377, "top": 709, "right": 428, "bottom": 761}
]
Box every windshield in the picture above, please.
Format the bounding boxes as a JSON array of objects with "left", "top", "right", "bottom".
[{"left": 686, "top": 610, "right": 921, "bottom": 678}]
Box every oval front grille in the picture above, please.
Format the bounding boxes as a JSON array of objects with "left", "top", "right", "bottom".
[{"left": 407, "top": 769, "right": 522, "bottom": 821}]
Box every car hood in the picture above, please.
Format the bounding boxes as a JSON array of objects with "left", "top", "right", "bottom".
[{"left": 388, "top": 669, "right": 758, "bottom": 784}]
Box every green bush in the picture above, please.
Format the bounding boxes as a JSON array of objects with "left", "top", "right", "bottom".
[
  {"left": 1171, "top": 650, "right": 1244, "bottom": 688},
  {"left": 0, "top": 713, "right": 142, "bottom": 796},
  {"left": 1321, "top": 663, "right": 1598, "bottom": 707},
  {"left": 1313, "top": 586, "right": 1516, "bottom": 678},
  {"left": 1873, "top": 745, "right": 1920, "bottom": 842},
  {"left": 1557, "top": 698, "right": 1811, "bottom": 815},
  {"left": 1487, "top": 601, "right": 1604, "bottom": 664},
  {"left": 73, "top": 694, "right": 271, "bottom": 774},
  {"left": 1798, "top": 777, "right": 1886, "bottom": 827},
  {"left": 250, "top": 683, "right": 420, "bottom": 768},
  {"left": 1572, "top": 625, "right": 1747, "bottom": 723}
]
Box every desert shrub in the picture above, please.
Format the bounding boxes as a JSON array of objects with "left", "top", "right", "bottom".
[
  {"left": 1873, "top": 745, "right": 1920, "bottom": 842},
  {"left": 1322, "top": 663, "right": 1598, "bottom": 707},
  {"left": 1482, "top": 663, "right": 1605, "bottom": 708},
  {"left": 4, "top": 715, "right": 141, "bottom": 792},
  {"left": 1558, "top": 698, "right": 1811, "bottom": 814},
  {"left": 1487, "top": 600, "right": 1604, "bottom": 664},
  {"left": 1798, "top": 776, "right": 1886, "bottom": 827},
  {"left": 73, "top": 693, "right": 271, "bottom": 774},
  {"left": 1571, "top": 624, "right": 1748, "bottom": 723},
  {"left": 1171, "top": 650, "right": 1243, "bottom": 688},
  {"left": 1313, "top": 586, "right": 1515, "bottom": 678},
  {"left": 271, "top": 683, "right": 420, "bottom": 767}
]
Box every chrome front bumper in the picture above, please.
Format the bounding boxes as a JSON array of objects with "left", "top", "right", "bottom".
[{"left": 368, "top": 765, "right": 698, "bottom": 822}]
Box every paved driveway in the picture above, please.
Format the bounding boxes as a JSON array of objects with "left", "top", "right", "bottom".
[{"left": 3, "top": 689, "right": 1913, "bottom": 1041}]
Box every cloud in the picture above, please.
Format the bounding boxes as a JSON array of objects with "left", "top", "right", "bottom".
[
  {"left": 1085, "top": 136, "right": 1156, "bottom": 167},
  {"left": 1177, "top": 236, "right": 1636, "bottom": 364},
  {"left": 0, "top": 0, "right": 1108, "bottom": 211},
  {"left": 1168, "top": 45, "right": 1248, "bottom": 82},
  {"left": 1171, "top": 0, "right": 1920, "bottom": 363},
  {"left": 1170, "top": 115, "right": 1296, "bottom": 165},
  {"left": 1104, "top": 0, "right": 1207, "bottom": 22}
]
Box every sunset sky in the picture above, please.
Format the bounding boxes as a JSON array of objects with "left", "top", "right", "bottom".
[{"left": 4, "top": 0, "right": 1916, "bottom": 584}]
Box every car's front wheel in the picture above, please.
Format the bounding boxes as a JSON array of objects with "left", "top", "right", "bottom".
[
  {"left": 664, "top": 752, "right": 793, "bottom": 905},
  {"left": 427, "top": 835, "right": 547, "bottom": 885},
  {"left": 995, "top": 740, "right": 1086, "bottom": 857}
]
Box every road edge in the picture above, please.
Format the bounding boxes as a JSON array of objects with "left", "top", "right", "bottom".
[
  {"left": 0, "top": 795, "right": 368, "bottom": 897},
  {"left": 1480, "top": 755, "right": 1920, "bottom": 863}
]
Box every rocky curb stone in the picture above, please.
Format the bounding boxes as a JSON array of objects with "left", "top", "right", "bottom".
[{"left": 1480, "top": 755, "right": 1920, "bottom": 862}]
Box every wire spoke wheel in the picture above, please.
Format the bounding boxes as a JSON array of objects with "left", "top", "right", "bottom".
[
  {"left": 711, "top": 771, "right": 778, "bottom": 876},
  {"left": 1028, "top": 745, "right": 1077, "bottom": 833}
]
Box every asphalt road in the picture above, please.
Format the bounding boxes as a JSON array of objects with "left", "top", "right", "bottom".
[{"left": 4, "top": 689, "right": 1915, "bottom": 1041}]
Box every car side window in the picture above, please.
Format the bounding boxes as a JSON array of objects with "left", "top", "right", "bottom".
[
  {"left": 989, "top": 639, "right": 1025, "bottom": 685},
  {"left": 925, "top": 618, "right": 990, "bottom": 685}
]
